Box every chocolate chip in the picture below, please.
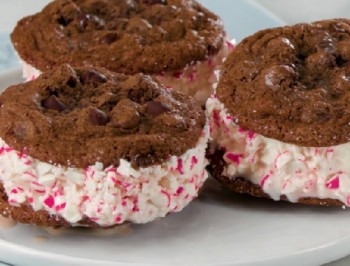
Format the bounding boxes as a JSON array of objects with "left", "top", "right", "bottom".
[
  {"left": 81, "top": 70, "right": 107, "bottom": 85},
  {"left": 146, "top": 101, "right": 171, "bottom": 116},
  {"left": 67, "top": 76, "right": 78, "bottom": 87},
  {"left": 57, "top": 16, "right": 70, "bottom": 26},
  {"left": 42, "top": 95, "right": 67, "bottom": 112},
  {"left": 100, "top": 33, "right": 119, "bottom": 44},
  {"left": 89, "top": 108, "right": 109, "bottom": 126},
  {"left": 143, "top": 0, "right": 167, "bottom": 4}
]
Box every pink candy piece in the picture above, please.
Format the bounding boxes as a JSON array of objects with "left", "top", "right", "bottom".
[
  {"left": 132, "top": 198, "right": 140, "bottom": 212},
  {"left": 213, "top": 110, "right": 220, "bottom": 128},
  {"left": 177, "top": 159, "right": 184, "bottom": 175},
  {"left": 325, "top": 176, "right": 340, "bottom": 190},
  {"left": 226, "top": 153, "right": 243, "bottom": 165},
  {"left": 0, "top": 147, "right": 13, "bottom": 155},
  {"left": 44, "top": 196, "right": 55, "bottom": 208},
  {"left": 188, "top": 72, "right": 196, "bottom": 82},
  {"left": 191, "top": 156, "right": 198, "bottom": 169},
  {"left": 161, "top": 190, "right": 171, "bottom": 208},
  {"left": 55, "top": 202, "right": 66, "bottom": 211},
  {"left": 260, "top": 174, "right": 271, "bottom": 188},
  {"left": 247, "top": 132, "right": 256, "bottom": 141},
  {"left": 173, "top": 71, "right": 183, "bottom": 79},
  {"left": 176, "top": 187, "right": 184, "bottom": 195}
]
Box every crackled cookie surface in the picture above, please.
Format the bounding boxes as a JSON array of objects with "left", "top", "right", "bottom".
[
  {"left": 11, "top": 0, "right": 225, "bottom": 74},
  {"left": 0, "top": 65, "right": 209, "bottom": 227},
  {"left": 208, "top": 19, "right": 350, "bottom": 207}
]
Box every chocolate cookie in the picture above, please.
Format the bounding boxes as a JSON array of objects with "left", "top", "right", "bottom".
[
  {"left": 0, "top": 65, "right": 209, "bottom": 227},
  {"left": 207, "top": 19, "right": 350, "bottom": 207},
  {"left": 218, "top": 18, "right": 350, "bottom": 147},
  {"left": 11, "top": 0, "right": 232, "bottom": 104}
]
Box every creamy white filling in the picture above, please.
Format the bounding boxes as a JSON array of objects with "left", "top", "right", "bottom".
[
  {"left": 0, "top": 126, "right": 209, "bottom": 226},
  {"left": 22, "top": 61, "right": 41, "bottom": 81},
  {"left": 156, "top": 40, "right": 233, "bottom": 105},
  {"left": 207, "top": 95, "right": 350, "bottom": 205},
  {"left": 22, "top": 41, "right": 234, "bottom": 105}
]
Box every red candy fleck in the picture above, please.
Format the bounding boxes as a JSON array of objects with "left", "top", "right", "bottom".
[
  {"left": 132, "top": 198, "right": 140, "bottom": 212},
  {"left": 260, "top": 174, "right": 271, "bottom": 188},
  {"left": 190, "top": 156, "right": 198, "bottom": 169},
  {"left": 177, "top": 159, "right": 184, "bottom": 175},
  {"left": 82, "top": 195, "right": 90, "bottom": 202},
  {"left": 116, "top": 180, "right": 131, "bottom": 188},
  {"left": 188, "top": 72, "right": 196, "bottom": 82},
  {"left": 28, "top": 197, "right": 33, "bottom": 203},
  {"left": 247, "top": 132, "right": 256, "bottom": 141},
  {"left": 11, "top": 189, "right": 18, "bottom": 194},
  {"left": 115, "top": 216, "right": 122, "bottom": 223},
  {"left": 55, "top": 203, "right": 66, "bottom": 211},
  {"left": 161, "top": 190, "right": 171, "bottom": 207},
  {"left": 176, "top": 187, "right": 184, "bottom": 195},
  {"left": 44, "top": 196, "right": 55, "bottom": 208},
  {"left": 24, "top": 171, "right": 37, "bottom": 179},
  {"left": 326, "top": 176, "right": 340, "bottom": 190},
  {"left": 173, "top": 71, "right": 183, "bottom": 79},
  {"left": 213, "top": 110, "right": 220, "bottom": 128},
  {"left": 226, "top": 153, "right": 243, "bottom": 165}
]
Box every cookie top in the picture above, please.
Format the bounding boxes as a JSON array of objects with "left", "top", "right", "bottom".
[
  {"left": 11, "top": 0, "right": 224, "bottom": 74},
  {"left": 218, "top": 19, "right": 350, "bottom": 147},
  {"left": 0, "top": 65, "right": 205, "bottom": 168}
]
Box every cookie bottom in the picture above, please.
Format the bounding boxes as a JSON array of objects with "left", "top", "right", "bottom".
[{"left": 207, "top": 149, "right": 344, "bottom": 207}]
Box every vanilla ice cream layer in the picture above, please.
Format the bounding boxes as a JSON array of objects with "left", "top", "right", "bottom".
[
  {"left": 207, "top": 95, "right": 350, "bottom": 206},
  {"left": 0, "top": 126, "right": 209, "bottom": 226},
  {"left": 156, "top": 40, "right": 233, "bottom": 105},
  {"left": 22, "top": 40, "right": 234, "bottom": 105}
]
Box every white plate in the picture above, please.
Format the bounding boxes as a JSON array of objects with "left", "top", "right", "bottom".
[{"left": 1, "top": 1, "right": 348, "bottom": 266}]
